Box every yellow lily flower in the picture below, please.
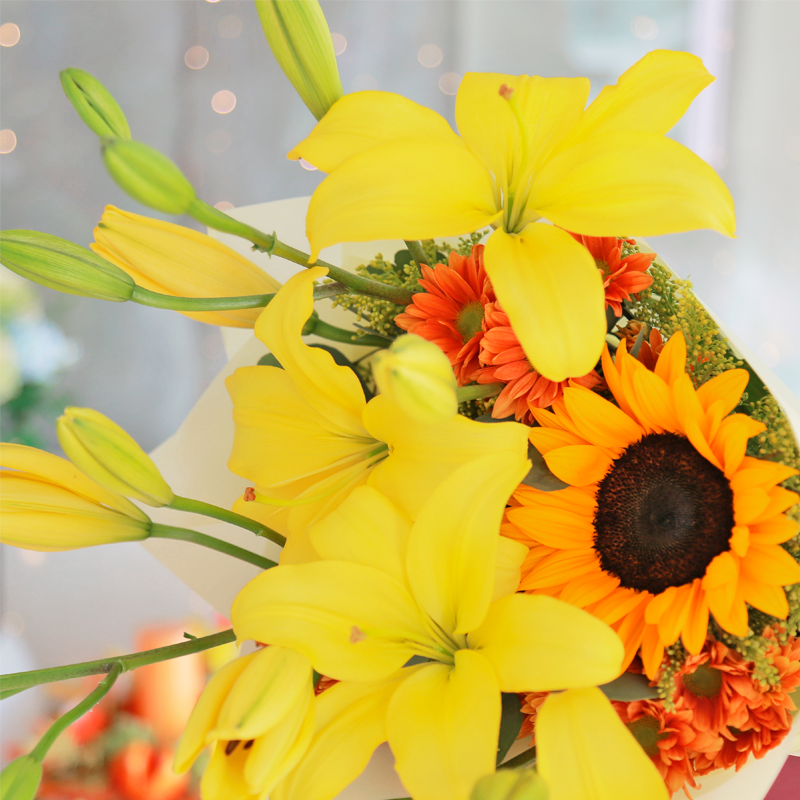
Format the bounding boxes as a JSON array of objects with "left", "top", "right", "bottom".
[
  {"left": 0, "top": 443, "right": 151, "bottom": 551},
  {"left": 175, "top": 645, "right": 316, "bottom": 800},
  {"left": 225, "top": 267, "right": 529, "bottom": 554},
  {"left": 91, "top": 205, "right": 281, "bottom": 327},
  {"left": 232, "top": 457, "right": 665, "bottom": 800},
  {"left": 288, "top": 50, "right": 735, "bottom": 381}
]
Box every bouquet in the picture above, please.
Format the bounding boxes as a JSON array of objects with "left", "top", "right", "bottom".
[{"left": 1, "top": 3, "right": 798, "bottom": 799}]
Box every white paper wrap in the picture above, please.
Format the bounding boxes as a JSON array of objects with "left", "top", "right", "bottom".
[{"left": 143, "top": 198, "right": 799, "bottom": 799}]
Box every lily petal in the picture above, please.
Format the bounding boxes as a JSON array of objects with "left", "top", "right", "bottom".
[
  {"left": 288, "top": 90, "right": 459, "bottom": 172},
  {"left": 305, "top": 139, "right": 499, "bottom": 261},
  {"left": 407, "top": 453, "right": 530, "bottom": 637},
  {"left": 467, "top": 593, "right": 624, "bottom": 691},
  {"left": 231, "top": 561, "right": 428, "bottom": 682},
  {"left": 484, "top": 225, "right": 605, "bottom": 382},
  {"left": 531, "top": 131, "right": 735, "bottom": 238},
  {"left": 537, "top": 687, "right": 669, "bottom": 800},
  {"left": 387, "top": 651, "right": 499, "bottom": 800}
]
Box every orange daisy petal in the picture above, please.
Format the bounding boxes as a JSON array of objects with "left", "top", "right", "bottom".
[{"left": 543, "top": 445, "right": 614, "bottom": 486}]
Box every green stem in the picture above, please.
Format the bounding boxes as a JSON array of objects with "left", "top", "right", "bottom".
[
  {"left": 497, "top": 745, "right": 537, "bottom": 770},
  {"left": 188, "top": 199, "right": 415, "bottom": 305},
  {"left": 2, "top": 630, "right": 236, "bottom": 695},
  {"left": 169, "top": 495, "right": 286, "bottom": 547},
  {"left": 456, "top": 382, "right": 504, "bottom": 403},
  {"left": 311, "top": 319, "right": 391, "bottom": 348},
  {"left": 129, "top": 283, "right": 350, "bottom": 313},
  {"left": 30, "top": 663, "right": 122, "bottom": 761},
  {"left": 150, "top": 524, "right": 277, "bottom": 570},
  {"left": 404, "top": 239, "right": 428, "bottom": 269}
]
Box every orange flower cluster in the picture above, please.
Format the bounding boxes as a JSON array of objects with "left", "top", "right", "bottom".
[{"left": 396, "top": 237, "right": 652, "bottom": 421}]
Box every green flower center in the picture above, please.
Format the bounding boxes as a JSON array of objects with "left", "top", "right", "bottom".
[
  {"left": 682, "top": 662, "right": 724, "bottom": 698},
  {"left": 455, "top": 301, "right": 485, "bottom": 344},
  {"left": 626, "top": 716, "right": 667, "bottom": 758}
]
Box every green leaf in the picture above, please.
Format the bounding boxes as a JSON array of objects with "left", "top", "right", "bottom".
[
  {"left": 394, "top": 249, "right": 413, "bottom": 271},
  {"left": 257, "top": 353, "right": 283, "bottom": 368},
  {"left": 521, "top": 443, "right": 569, "bottom": 492},
  {"left": 497, "top": 692, "right": 525, "bottom": 765},
  {"left": 598, "top": 671, "right": 659, "bottom": 701}
]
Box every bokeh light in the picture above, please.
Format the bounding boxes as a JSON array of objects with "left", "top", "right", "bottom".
[
  {"left": 185, "top": 45, "right": 209, "bottom": 69},
  {"left": 211, "top": 90, "right": 236, "bottom": 114},
  {"left": 0, "top": 22, "right": 20, "bottom": 47},
  {"left": 417, "top": 44, "right": 443, "bottom": 68},
  {"left": 218, "top": 15, "right": 242, "bottom": 38},
  {"left": 214, "top": 201, "right": 235, "bottom": 211},
  {"left": 206, "top": 129, "right": 230, "bottom": 153},
  {"left": 757, "top": 342, "right": 780, "bottom": 367},
  {"left": 299, "top": 158, "right": 317, "bottom": 171},
  {"left": 631, "top": 16, "right": 658, "bottom": 41},
  {"left": 0, "top": 129, "right": 17, "bottom": 154},
  {"left": 712, "top": 250, "right": 736, "bottom": 276},
  {"left": 438, "top": 72, "right": 461, "bottom": 95},
  {"left": 331, "top": 32, "right": 347, "bottom": 56}
]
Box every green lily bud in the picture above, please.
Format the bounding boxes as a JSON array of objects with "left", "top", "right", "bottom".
[
  {"left": 102, "top": 140, "right": 196, "bottom": 215},
  {"left": 0, "top": 756, "right": 43, "bottom": 800},
  {"left": 471, "top": 771, "right": 549, "bottom": 800},
  {"left": 255, "top": 0, "right": 343, "bottom": 121},
  {"left": 372, "top": 334, "right": 458, "bottom": 425},
  {"left": 0, "top": 230, "right": 135, "bottom": 301},
  {"left": 57, "top": 407, "right": 174, "bottom": 507},
  {"left": 60, "top": 68, "right": 131, "bottom": 140}
]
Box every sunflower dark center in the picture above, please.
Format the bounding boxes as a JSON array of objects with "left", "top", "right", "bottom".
[
  {"left": 593, "top": 432, "right": 734, "bottom": 594},
  {"left": 625, "top": 716, "right": 667, "bottom": 758},
  {"left": 455, "top": 300, "right": 485, "bottom": 344},
  {"left": 682, "top": 663, "right": 724, "bottom": 699}
]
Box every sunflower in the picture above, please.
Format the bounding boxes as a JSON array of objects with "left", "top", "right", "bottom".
[
  {"left": 507, "top": 331, "right": 800, "bottom": 678},
  {"left": 394, "top": 244, "right": 494, "bottom": 385}
]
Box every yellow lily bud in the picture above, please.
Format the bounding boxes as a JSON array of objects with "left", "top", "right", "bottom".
[
  {"left": 102, "top": 140, "right": 196, "bottom": 215},
  {"left": 57, "top": 407, "right": 174, "bottom": 507},
  {"left": 60, "top": 68, "right": 131, "bottom": 140},
  {"left": 175, "top": 645, "right": 315, "bottom": 799},
  {"left": 372, "top": 333, "right": 458, "bottom": 424},
  {"left": 0, "top": 756, "right": 43, "bottom": 800},
  {"left": 471, "top": 771, "right": 549, "bottom": 800},
  {"left": 91, "top": 206, "right": 281, "bottom": 327},
  {"left": 0, "top": 230, "right": 135, "bottom": 301},
  {"left": 0, "top": 443, "right": 151, "bottom": 552},
  {"left": 255, "top": 0, "right": 343, "bottom": 121}
]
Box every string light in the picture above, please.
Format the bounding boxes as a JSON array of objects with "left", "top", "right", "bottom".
[
  {"left": 211, "top": 90, "right": 236, "bottom": 114},
  {"left": 185, "top": 46, "right": 209, "bottom": 69},
  {"left": 0, "top": 129, "right": 17, "bottom": 154},
  {"left": 0, "top": 22, "right": 20, "bottom": 47},
  {"left": 331, "top": 32, "right": 346, "bottom": 55},
  {"left": 438, "top": 72, "right": 461, "bottom": 95},
  {"left": 417, "top": 45, "right": 443, "bottom": 68}
]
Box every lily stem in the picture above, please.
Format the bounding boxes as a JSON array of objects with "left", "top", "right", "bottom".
[
  {"left": 168, "top": 495, "right": 286, "bottom": 547},
  {"left": 188, "top": 199, "right": 416, "bottom": 305},
  {"left": 149, "top": 524, "right": 277, "bottom": 570},
  {"left": 456, "top": 382, "right": 504, "bottom": 403},
  {"left": 30, "top": 663, "right": 122, "bottom": 762},
  {"left": 310, "top": 320, "right": 391, "bottom": 349},
  {"left": 1, "top": 630, "right": 236, "bottom": 695}
]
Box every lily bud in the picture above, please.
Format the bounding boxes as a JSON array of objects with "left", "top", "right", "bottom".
[
  {"left": 60, "top": 68, "right": 131, "bottom": 140},
  {"left": 255, "top": 0, "right": 343, "bottom": 121},
  {"left": 102, "top": 140, "right": 196, "bottom": 215},
  {"left": 0, "top": 230, "right": 135, "bottom": 301},
  {"left": 372, "top": 333, "right": 458, "bottom": 424},
  {"left": 0, "top": 756, "right": 43, "bottom": 800},
  {"left": 90, "top": 206, "right": 281, "bottom": 327},
  {"left": 0, "top": 443, "right": 151, "bottom": 551},
  {"left": 57, "top": 407, "right": 174, "bottom": 507},
  {"left": 471, "top": 771, "right": 549, "bottom": 800}
]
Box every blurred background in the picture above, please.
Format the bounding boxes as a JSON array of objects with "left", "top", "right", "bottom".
[{"left": 1, "top": 0, "right": 799, "bottom": 789}]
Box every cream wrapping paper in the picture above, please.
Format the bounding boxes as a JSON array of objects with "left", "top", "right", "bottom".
[{"left": 142, "top": 198, "right": 799, "bottom": 799}]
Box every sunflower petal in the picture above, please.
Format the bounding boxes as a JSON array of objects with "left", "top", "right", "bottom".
[
  {"left": 387, "top": 652, "right": 499, "bottom": 800},
  {"left": 483, "top": 225, "right": 606, "bottom": 382},
  {"left": 562, "top": 386, "right": 644, "bottom": 449},
  {"left": 653, "top": 330, "right": 687, "bottom": 387},
  {"left": 740, "top": 543, "right": 800, "bottom": 586},
  {"left": 305, "top": 139, "right": 498, "bottom": 260},
  {"left": 696, "top": 368, "right": 749, "bottom": 415},
  {"left": 681, "top": 584, "right": 710, "bottom": 655},
  {"left": 288, "top": 90, "right": 459, "bottom": 172},
  {"left": 739, "top": 577, "right": 789, "bottom": 620},
  {"left": 537, "top": 687, "right": 669, "bottom": 800},
  {"left": 467, "top": 593, "right": 624, "bottom": 691},
  {"left": 542, "top": 444, "right": 614, "bottom": 487},
  {"left": 531, "top": 132, "right": 735, "bottom": 238}
]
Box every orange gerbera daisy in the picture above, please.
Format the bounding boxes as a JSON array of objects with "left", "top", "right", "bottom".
[
  {"left": 567, "top": 232, "right": 656, "bottom": 316},
  {"left": 475, "top": 302, "right": 603, "bottom": 422},
  {"left": 394, "top": 244, "right": 494, "bottom": 385},
  {"left": 507, "top": 331, "right": 800, "bottom": 679}
]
